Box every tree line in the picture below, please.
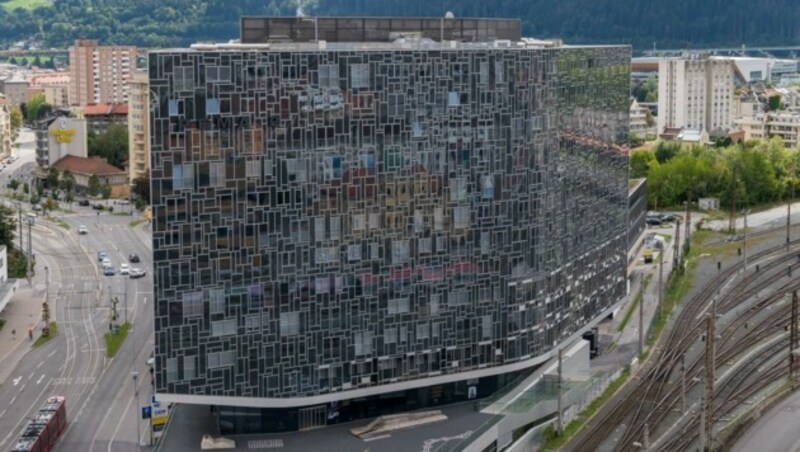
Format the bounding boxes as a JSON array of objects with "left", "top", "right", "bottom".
[
  {"left": 631, "top": 137, "right": 798, "bottom": 210},
  {"left": 1, "top": 0, "right": 799, "bottom": 50}
]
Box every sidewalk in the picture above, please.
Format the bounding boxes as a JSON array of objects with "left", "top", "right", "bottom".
[{"left": 0, "top": 275, "right": 47, "bottom": 385}]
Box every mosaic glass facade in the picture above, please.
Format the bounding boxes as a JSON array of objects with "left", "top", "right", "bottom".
[{"left": 150, "top": 42, "right": 630, "bottom": 403}]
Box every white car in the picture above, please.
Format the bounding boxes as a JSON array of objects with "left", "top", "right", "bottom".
[
  {"left": 78, "top": 225, "right": 88, "bottom": 235},
  {"left": 102, "top": 257, "right": 111, "bottom": 267},
  {"left": 120, "top": 263, "right": 130, "bottom": 275}
]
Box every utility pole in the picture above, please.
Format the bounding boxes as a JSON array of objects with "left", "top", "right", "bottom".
[
  {"left": 124, "top": 280, "right": 129, "bottom": 325},
  {"left": 704, "top": 315, "right": 715, "bottom": 449},
  {"left": 132, "top": 371, "right": 141, "bottom": 449},
  {"left": 26, "top": 216, "right": 33, "bottom": 281},
  {"left": 557, "top": 347, "right": 563, "bottom": 436},
  {"left": 684, "top": 190, "right": 692, "bottom": 255},
  {"left": 700, "top": 394, "right": 706, "bottom": 451},
  {"left": 744, "top": 209, "right": 751, "bottom": 270},
  {"left": 639, "top": 283, "right": 645, "bottom": 355},
  {"left": 729, "top": 167, "right": 737, "bottom": 234},
  {"left": 644, "top": 423, "right": 650, "bottom": 451},
  {"left": 792, "top": 290, "right": 798, "bottom": 388},
  {"left": 17, "top": 203, "right": 22, "bottom": 252},
  {"left": 658, "top": 248, "right": 664, "bottom": 319},
  {"left": 789, "top": 161, "right": 795, "bottom": 252},
  {"left": 674, "top": 219, "right": 682, "bottom": 271}
]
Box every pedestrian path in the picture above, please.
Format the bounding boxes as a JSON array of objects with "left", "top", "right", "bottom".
[{"left": 0, "top": 280, "right": 46, "bottom": 385}]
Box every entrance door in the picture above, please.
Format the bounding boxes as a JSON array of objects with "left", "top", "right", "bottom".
[{"left": 298, "top": 405, "right": 326, "bottom": 431}]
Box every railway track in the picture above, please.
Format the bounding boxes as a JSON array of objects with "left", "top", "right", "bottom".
[{"left": 566, "top": 238, "right": 800, "bottom": 451}]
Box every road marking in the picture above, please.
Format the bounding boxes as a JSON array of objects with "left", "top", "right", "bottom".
[
  {"left": 27, "top": 372, "right": 33, "bottom": 380},
  {"left": 18, "top": 384, "right": 25, "bottom": 393},
  {"left": 36, "top": 361, "right": 44, "bottom": 369},
  {"left": 363, "top": 435, "right": 391, "bottom": 442},
  {"left": 46, "top": 350, "right": 56, "bottom": 359},
  {"left": 107, "top": 379, "right": 137, "bottom": 452},
  {"left": 12, "top": 377, "right": 20, "bottom": 386},
  {"left": 143, "top": 297, "right": 147, "bottom": 305},
  {"left": 9, "top": 396, "right": 15, "bottom": 405},
  {"left": 36, "top": 375, "right": 45, "bottom": 385},
  {"left": 0, "top": 409, "right": 6, "bottom": 418}
]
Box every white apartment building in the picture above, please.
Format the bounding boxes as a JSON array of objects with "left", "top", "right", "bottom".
[
  {"left": 0, "top": 103, "right": 11, "bottom": 159},
  {"left": 127, "top": 73, "right": 149, "bottom": 183},
  {"left": 630, "top": 99, "right": 651, "bottom": 138},
  {"left": 658, "top": 56, "right": 735, "bottom": 134},
  {"left": 737, "top": 110, "right": 800, "bottom": 147}
]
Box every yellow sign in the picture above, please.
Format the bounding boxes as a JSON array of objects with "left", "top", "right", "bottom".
[
  {"left": 51, "top": 129, "right": 76, "bottom": 144},
  {"left": 152, "top": 414, "right": 168, "bottom": 426}
]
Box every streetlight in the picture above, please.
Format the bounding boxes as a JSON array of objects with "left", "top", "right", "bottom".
[
  {"left": 132, "top": 371, "right": 141, "bottom": 448},
  {"left": 743, "top": 208, "right": 751, "bottom": 269}
]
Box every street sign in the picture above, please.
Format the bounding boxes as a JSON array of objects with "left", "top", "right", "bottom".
[{"left": 141, "top": 406, "right": 151, "bottom": 419}]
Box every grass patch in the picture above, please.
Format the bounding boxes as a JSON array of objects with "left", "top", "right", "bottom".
[
  {"left": 618, "top": 274, "right": 652, "bottom": 332},
  {"left": 112, "top": 211, "right": 133, "bottom": 216},
  {"left": 0, "top": 318, "right": 5, "bottom": 331},
  {"left": 104, "top": 322, "right": 130, "bottom": 358},
  {"left": 49, "top": 217, "right": 69, "bottom": 229},
  {"left": 33, "top": 321, "right": 57, "bottom": 347},
  {"left": 129, "top": 219, "right": 146, "bottom": 228},
  {"left": 539, "top": 367, "right": 631, "bottom": 451},
  {"left": 8, "top": 249, "right": 27, "bottom": 279},
  {"left": 0, "top": 0, "right": 51, "bottom": 12}
]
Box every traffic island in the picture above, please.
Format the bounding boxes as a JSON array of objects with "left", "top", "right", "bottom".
[
  {"left": 104, "top": 322, "right": 130, "bottom": 358},
  {"left": 33, "top": 321, "right": 58, "bottom": 347}
]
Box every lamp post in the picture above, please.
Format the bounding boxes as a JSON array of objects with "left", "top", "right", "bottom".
[{"left": 132, "top": 371, "right": 141, "bottom": 448}]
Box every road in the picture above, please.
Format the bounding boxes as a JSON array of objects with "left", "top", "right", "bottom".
[
  {"left": 732, "top": 388, "right": 800, "bottom": 452},
  {"left": 0, "top": 128, "right": 156, "bottom": 451}
]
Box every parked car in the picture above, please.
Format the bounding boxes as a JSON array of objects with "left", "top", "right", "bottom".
[
  {"left": 129, "top": 268, "right": 146, "bottom": 279},
  {"left": 120, "top": 263, "right": 130, "bottom": 275},
  {"left": 93, "top": 204, "right": 105, "bottom": 210},
  {"left": 128, "top": 253, "right": 140, "bottom": 263},
  {"left": 78, "top": 199, "right": 90, "bottom": 206},
  {"left": 646, "top": 217, "right": 663, "bottom": 226},
  {"left": 32, "top": 204, "right": 42, "bottom": 212},
  {"left": 78, "top": 225, "right": 88, "bottom": 235}
]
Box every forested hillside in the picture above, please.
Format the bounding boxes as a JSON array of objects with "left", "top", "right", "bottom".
[{"left": 0, "top": 0, "right": 797, "bottom": 50}]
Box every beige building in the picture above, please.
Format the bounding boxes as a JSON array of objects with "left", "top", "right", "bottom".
[
  {"left": 127, "top": 73, "right": 149, "bottom": 183},
  {"left": 0, "top": 103, "right": 11, "bottom": 159},
  {"left": 29, "top": 72, "right": 71, "bottom": 107},
  {"left": 0, "top": 76, "right": 29, "bottom": 106},
  {"left": 52, "top": 155, "right": 129, "bottom": 198},
  {"left": 69, "top": 39, "right": 136, "bottom": 106},
  {"left": 630, "top": 99, "right": 651, "bottom": 138},
  {"left": 736, "top": 110, "right": 800, "bottom": 147},
  {"left": 658, "top": 56, "right": 735, "bottom": 134}
]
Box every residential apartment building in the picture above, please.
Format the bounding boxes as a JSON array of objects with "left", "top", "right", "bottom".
[
  {"left": 0, "top": 76, "right": 29, "bottom": 106},
  {"left": 0, "top": 103, "right": 11, "bottom": 159},
  {"left": 82, "top": 103, "right": 128, "bottom": 135},
  {"left": 69, "top": 39, "right": 136, "bottom": 106},
  {"left": 657, "top": 56, "right": 735, "bottom": 134},
  {"left": 150, "top": 17, "right": 630, "bottom": 433},
  {"left": 737, "top": 110, "right": 800, "bottom": 147},
  {"left": 127, "top": 73, "right": 149, "bottom": 183},
  {"left": 35, "top": 114, "right": 88, "bottom": 168},
  {"left": 28, "top": 73, "right": 71, "bottom": 108},
  {"left": 630, "top": 99, "right": 651, "bottom": 138}
]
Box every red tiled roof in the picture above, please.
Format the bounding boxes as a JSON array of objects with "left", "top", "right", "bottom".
[
  {"left": 52, "top": 155, "right": 125, "bottom": 177},
  {"left": 82, "top": 103, "right": 128, "bottom": 116}
]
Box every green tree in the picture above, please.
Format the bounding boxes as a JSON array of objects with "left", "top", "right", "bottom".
[
  {"left": 630, "top": 133, "right": 645, "bottom": 148},
  {"left": 25, "top": 93, "right": 50, "bottom": 123},
  {"left": 88, "top": 124, "right": 128, "bottom": 169},
  {"left": 101, "top": 185, "right": 112, "bottom": 199},
  {"left": 32, "top": 55, "right": 42, "bottom": 67},
  {"left": 88, "top": 175, "right": 101, "bottom": 197},
  {"left": 8, "top": 106, "right": 22, "bottom": 136},
  {"left": 8, "top": 179, "right": 19, "bottom": 191},
  {"left": 654, "top": 141, "right": 681, "bottom": 163},
  {"left": 59, "top": 169, "right": 76, "bottom": 196},
  {"left": 7, "top": 57, "right": 17, "bottom": 66},
  {"left": 630, "top": 149, "right": 657, "bottom": 179},
  {"left": 22, "top": 182, "right": 29, "bottom": 194},
  {"left": 46, "top": 167, "right": 60, "bottom": 190},
  {"left": 0, "top": 205, "right": 17, "bottom": 251},
  {"left": 769, "top": 94, "right": 782, "bottom": 111},
  {"left": 132, "top": 175, "right": 150, "bottom": 204}
]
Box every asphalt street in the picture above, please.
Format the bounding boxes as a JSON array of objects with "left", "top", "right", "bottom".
[{"left": 0, "top": 128, "right": 156, "bottom": 451}]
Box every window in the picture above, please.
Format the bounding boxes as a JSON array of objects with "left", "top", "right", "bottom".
[
  {"left": 319, "top": 64, "right": 339, "bottom": 89},
  {"left": 166, "top": 358, "right": 178, "bottom": 382},
  {"left": 207, "top": 350, "right": 235, "bottom": 369},
  {"left": 481, "top": 315, "right": 492, "bottom": 339},
  {"left": 453, "top": 206, "right": 470, "bottom": 229},
  {"left": 183, "top": 356, "right": 197, "bottom": 379},
  {"left": 416, "top": 323, "right": 429, "bottom": 340},
  {"left": 388, "top": 297, "right": 410, "bottom": 315},
  {"left": 384, "top": 327, "right": 397, "bottom": 344},
  {"left": 280, "top": 312, "right": 300, "bottom": 336},
  {"left": 174, "top": 66, "right": 194, "bottom": 91},
  {"left": 352, "top": 214, "right": 366, "bottom": 231},
  {"left": 347, "top": 244, "right": 361, "bottom": 261},
  {"left": 350, "top": 64, "right": 370, "bottom": 89},
  {"left": 210, "top": 162, "right": 225, "bottom": 187},
  {"left": 354, "top": 331, "right": 372, "bottom": 356},
  {"left": 206, "top": 98, "right": 220, "bottom": 115},
  {"left": 246, "top": 160, "right": 260, "bottom": 178},
  {"left": 205, "top": 66, "right": 231, "bottom": 83},
  {"left": 245, "top": 314, "right": 261, "bottom": 331},
  {"left": 209, "top": 288, "right": 225, "bottom": 315},
  {"left": 211, "top": 318, "right": 237, "bottom": 337},
  {"left": 391, "top": 240, "right": 410, "bottom": 263},
  {"left": 182, "top": 291, "right": 203, "bottom": 318},
  {"left": 449, "top": 290, "right": 469, "bottom": 306},
  {"left": 168, "top": 99, "right": 178, "bottom": 116},
  {"left": 173, "top": 164, "right": 194, "bottom": 191},
  {"left": 448, "top": 92, "right": 461, "bottom": 107}
]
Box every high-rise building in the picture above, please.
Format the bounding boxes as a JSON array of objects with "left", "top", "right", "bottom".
[
  {"left": 0, "top": 103, "right": 11, "bottom": 159},
  {"left": 128, "top": 73, "right": 150, "bottom": 183},
  {"left": 69, "top": 39, "right": 136, "bottom": 106},
  {"left": 657, "top": 56, "right": 735, "bottom": 134},
  {"left": 150, "top": 17, "right": 630, "bottom": 433}
]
